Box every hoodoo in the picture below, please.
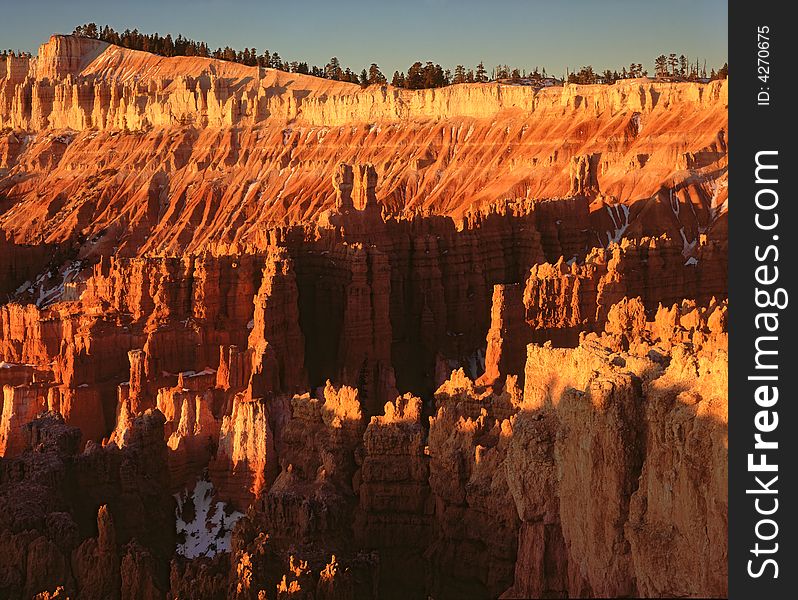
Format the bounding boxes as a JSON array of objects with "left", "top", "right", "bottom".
[{"left": 0, "top": 30, "right": 727, "bottom": 599}]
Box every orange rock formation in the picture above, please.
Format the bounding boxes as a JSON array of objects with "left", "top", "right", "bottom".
[{"left": 0, "top": 34, "right": 727, "bottom": 599}]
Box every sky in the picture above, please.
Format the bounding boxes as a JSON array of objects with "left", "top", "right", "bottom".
[{"left": 1, "top": 0, "right": 728, "bottom": 76}]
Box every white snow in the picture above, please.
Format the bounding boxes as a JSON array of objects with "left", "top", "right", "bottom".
[
  {"left": 175, "top": 478, "right": 244, "bottom": 559},
  {"left": 186, "top": 368, "right": 216, "bottom": 377},
  {"left": 467, "top": 347, "right": 486, "bottom": 380},
  {"left": 464, "top": 124, "right": 475, "bottom": 141},
  {"left": 710, "top": 197, "right": 728, "bottom": 222},
  {"left": 52, "top": 133, "right": 75, "bottom": 145},
  {"left": 708, "top": 179, "right": 729, "bottom": 223},
  {"left": 695, "top": 178, "right": 728, "bottom": 234},
  {"left": 605, "top": 204, "right": 630, "bottom": 245},
  {"left": 631, "top": 112, "right": 642, "bottom": 135},
  {"left": 31, "top": 260, "right": 82, "bottom": 308},
  {"left": 678, "top": 227, "right": 697, "bottom": 257},
  {"left": 669, "top": 188, "right": 680, "bottom": 217},
  {"left": 244, "top": 181, "right": 260, "bottom": 201}
]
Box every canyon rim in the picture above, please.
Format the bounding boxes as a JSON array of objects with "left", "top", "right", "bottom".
[{"left": 0, "top": 11, "right": 728, "bottom": 600}]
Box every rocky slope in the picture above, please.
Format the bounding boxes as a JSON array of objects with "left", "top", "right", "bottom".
[
  {"left": 0, "top": 35, "right": 727, "bottom": 599},
  {"left": 1, "top": 36, "right": 726, "bottom": 254}
]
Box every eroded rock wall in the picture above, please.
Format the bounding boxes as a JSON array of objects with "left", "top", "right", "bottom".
[
  {"left": 1, "top": 37, "right": 727, "bottom": 254},
  {"left": 0, "top": 33, "right": 728, "bottom": 600}
]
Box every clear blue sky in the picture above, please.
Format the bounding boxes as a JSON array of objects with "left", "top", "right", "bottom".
[{"left": 2, "top": 0, "right": 727, "bottom": 76}]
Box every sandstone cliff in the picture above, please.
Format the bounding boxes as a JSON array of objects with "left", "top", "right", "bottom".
[
  {"left": 1, "top": 36, "right": 726, "bottom": 255},
  {"left": 0, "top": 32, "right": 727, "bottom": 600}
]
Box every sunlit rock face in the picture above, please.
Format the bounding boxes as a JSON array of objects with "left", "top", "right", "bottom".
[
  {"left": 0, "top": 32, "right": 727, "bottom": 599},
  {"left": 0, "top": 36, "right": 726, "bottom": 254}
]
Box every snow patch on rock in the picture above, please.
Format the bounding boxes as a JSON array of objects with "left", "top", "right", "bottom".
[
  {"left": 606, "top": 204, "right": 630, "bottom": 245},
  {"left": 175, "top": 478, "right": 244, "bottom": 559}
]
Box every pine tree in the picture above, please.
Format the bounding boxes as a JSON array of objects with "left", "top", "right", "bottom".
[
  {"left": 654, "top": 55, "right": 668, "bottom": 78},
  {"left": 453, "top": 65, "right": 466, "bottom": 84},
  {"left": 367, "top": 63, "right": 386, "bottom": 85},
  {"left": 325, "top": 57, "right": 342, "bottom": 80},
  {"left": 668, "top": 53, "right": 678, "bottom": 76},
  {"left": 163, "top": 34, "right": 174, "bottom": 57},
  {"left": 475, "top": 61, "right": 487, "bottom": 83},
  {"left": 404, "top": 62, "right": 422, "bottom": 89},
  {"left": 359, "top": 68, "right": 369, "bottom": 86}
]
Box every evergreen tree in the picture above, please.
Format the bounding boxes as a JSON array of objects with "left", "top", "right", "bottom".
[
  {"left": 162, "top": 34, "right": 173, "bottom": 57},
  {"left": 406, "top": 61, "right": 424, "bottom": 89},
  {"left": 654, "top": 55, "right": 668, "bottom": 78},
  {"left": 391, "top": 70, "right": 406, "bottom": 87},
  {"left": 71, "top": 22, "right": 721, "bottom": 91},
  {"left": 667, "top": 53, "right": 678, "bottom": 76},
  {"left": 367, "top": 63, "right": 386, "bottom": 84},
  {"left": 453, "top": 65, "right": 466, "bottom": 84},
  {"left": 679, "top": 54, "right": 688, "bottom": 79},
  {"left": 475, "top": 61, "right": 487, "bottom": 83},
  {"left": 325, "top": 57, "right": 342, "bottom": 80}
]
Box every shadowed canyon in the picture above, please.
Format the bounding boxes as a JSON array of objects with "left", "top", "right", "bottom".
[{"left": 0, "top": 35, "right": 727, "bottom": 599}]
